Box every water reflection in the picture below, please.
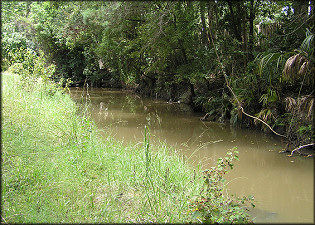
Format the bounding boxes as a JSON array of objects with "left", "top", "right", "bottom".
[{"left": 70, "top": 88, "right": 314, "bottom": 223}]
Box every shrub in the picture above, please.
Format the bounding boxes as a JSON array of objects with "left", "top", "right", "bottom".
[{"left": 188, "top": 150, "right": 255, "bottom": 223}]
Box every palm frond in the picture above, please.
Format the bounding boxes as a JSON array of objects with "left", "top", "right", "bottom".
[
  {"left": 285, "top": 97, "right": 297, "bottom": 112},
  {"left": 298, "top": 61, "right": 309, "bottom": 76},
  {"left": 300, "top": 28, "right": 314, "bottom": 56},
  {"left": 306, "top": 98, "right": 314, "bottom": 120},
  {"left": 282, "top": 29, "right": 314, "bottom": 84},
  {"left": 254, "top": 108, "right": 275, "bottom": 125},
  {"left": 299, "top": 95, "right": 314, "bottom": 120},
  {"left": 256, "top": 52, "right": 283, "bottom": 76},
  {"left": 285, "top": 95, "right": 314, "bottom": 121},
  {"left": 282, "top": 53, "right": 308, "bottom": 81}
]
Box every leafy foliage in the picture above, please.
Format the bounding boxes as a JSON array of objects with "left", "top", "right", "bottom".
[{"left": 188, "top": 150, "right": 255, "bottom": 223}]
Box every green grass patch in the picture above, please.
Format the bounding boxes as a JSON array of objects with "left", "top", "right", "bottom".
[{"left": 1, "top": 71, "right": 206, "bottom": 223}]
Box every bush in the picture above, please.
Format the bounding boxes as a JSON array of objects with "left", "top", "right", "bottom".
[
  {"left": 6, "top": 47, "right": 68, "bottom": 96},
  {"left": 188, "top": 150, "right": 255, "bottom": 223}
]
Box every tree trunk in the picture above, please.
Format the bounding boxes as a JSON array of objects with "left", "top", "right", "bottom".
[
  {"left": 178, "top": 39, "right": 188, "bottom": 64},
  {"left": 241, "top": 2, "right": 248, "bottom": 68},
  {"left": 200, "top": 1, "right": 208, "bottom": 47},
  {"left": 227, "top": 0, "right": 242, "bottom": 42},
  {"left": 206, "top": 1, "right": 215, "bottom": 45},
  {"left": 248, "top": 0, "right": 255, "bottom": 61}
]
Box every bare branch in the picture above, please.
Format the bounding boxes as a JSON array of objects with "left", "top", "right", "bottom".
[{"left": 289, "top": 143, "right": 315, "bottom": 156}]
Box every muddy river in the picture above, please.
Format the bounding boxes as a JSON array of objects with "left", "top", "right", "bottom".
[{"left": 70, "top": 88, "right": 314, "bottom": 223}]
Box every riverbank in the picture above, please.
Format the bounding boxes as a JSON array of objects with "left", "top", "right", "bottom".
[
  {"left": 2, "top": 72, "right": 253, "bottom": 223},
  {"left": 73, "top": 76, "right": 314, "bottom": 156}
]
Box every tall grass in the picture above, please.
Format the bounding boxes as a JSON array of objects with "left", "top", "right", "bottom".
[{"left": 2, "top": 72, "right": 205, "bottom": 223}]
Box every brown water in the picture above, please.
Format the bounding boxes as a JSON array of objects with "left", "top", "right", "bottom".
[{"left": 70, "top": 88, "right": 314, "bottom": 223}]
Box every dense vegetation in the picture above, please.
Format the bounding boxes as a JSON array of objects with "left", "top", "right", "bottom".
[{"left": 1, "top": 2, "right": 314, "bottom": 149}]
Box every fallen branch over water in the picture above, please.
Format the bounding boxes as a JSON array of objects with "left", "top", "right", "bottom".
[
  {"left": 240, "top": 107, "right": 287, "bottom": 138},
  {"left": 289, "top": 143, "right": 315, "bottom": 156}
]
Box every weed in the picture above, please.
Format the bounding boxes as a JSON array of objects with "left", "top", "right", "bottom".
[{"left": 188, "top": 150, "right": 255, "bottom": 223}]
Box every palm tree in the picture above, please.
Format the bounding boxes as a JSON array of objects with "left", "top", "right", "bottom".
[{"left": 282, "top": 28, "right": 314, "bottom": 86}]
